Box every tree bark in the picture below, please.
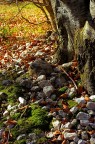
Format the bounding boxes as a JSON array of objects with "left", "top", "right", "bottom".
[{"left": 50, "top": 0, "right": 95, "bottom": 95}]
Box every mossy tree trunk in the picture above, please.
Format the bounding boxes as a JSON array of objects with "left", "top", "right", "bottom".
[{"left": 50, "top": 0, "right": 95, "bottom": 94}]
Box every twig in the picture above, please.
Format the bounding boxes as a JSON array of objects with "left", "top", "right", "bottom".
[{"left": 59, "top": 66, "right": 78, "bottom": 90}]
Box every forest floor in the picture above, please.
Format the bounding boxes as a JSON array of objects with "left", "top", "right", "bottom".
[{"left": 0, "top": 2, "right": 95, "bottom": 144}]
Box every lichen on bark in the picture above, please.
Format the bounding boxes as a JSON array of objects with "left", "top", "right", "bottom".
[{"left": 74, "top": 21, "right": 95, "bottom": 94}]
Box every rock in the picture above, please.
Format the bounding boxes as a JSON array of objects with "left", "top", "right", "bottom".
[
  {"left": 86, "top": 102, "right": 95, "bottom": 110},
  {"left": 89, "top": 123, "right": 95, "bottom": 128},
  {"left": 70, "top": 106, "right": 78, "bottom": 114},
  {"left": 46, "top": 132, "right": 54, "bottom": 138},
  {"left": 68, "top": 87, "right": 76, "bottom": 97},
  {"left": 2, "top": 79, "right": 12, "bottom": 86},
  {"left": 43, "top": 85, "right": 54, "bottom": 97},
  {"left": 36, "top": 75, "right": 46, "bottom": 81},
  {"left": 38, "top": 80, "right": 51, "bottom": 88},
  {"left": 0, "top": 92, "right": 8, "bottom": 101},
  {"left": 78, "top": 139, "right": 86, "bottom": 144},
  {"left": 81, "top": 131, "right": 89, "bottom": 140},
  {"left": 18, "top": 97, "right": 26, "bottom": 105},
  {"left": 0, "top": 128, "right": 4, "bottom": 138},
  {"left": 90, "top": 138, "right": 95, "bottom": 144},
  {"left": 87, "top": 110, "right": 95, "bottom": 115},
  {"left": 55, "top": 76, "right": 67, "bottom": 87},
  {"left": 31, "top": 86, "right": 40, "bottom": 92},
  {"left": 30, "top": 59, "right": 53, "bottom": 75},
  {"left": 71, "top": 119, "right": 78, "bottom": 127},
  {"left": 63, "top": 122, "right": 72, "bottom": 129},
  {"left": 70, "top": 142, "right": 76, "bottom": 144},
  {"left": 17, "top": 134, "right": 26, "bottom": 140},
  {"left": 3, "top": 110, "right": 9, "bottom": 116},
  {"left": 73, "top": 137, "right": 80, "bottom": 143},
  {"left": 20, "top": 79, "right": 32, "bottom": 89},
  {"left": 50, "top": 94, "right": 57, "bottom": 100},
  {"left": 52, "top": 119, "right": 61, "bottom": 129},
  {"left": 80, "top": 120, "right": 89, "bottom": 126},
  {"left": 7, "top": 105, "right": 17, "bottom": 111},
  {"left": 64, "top": 132, "right": 78, "bottom": 140},
  {"left": 36, "top": 92, "right": 45, "bottom": 99},
  {"left": 74, "top": 97, "right": 86, "bottom": 104},
  {"left": 28, "top": 133, "right": 38, "bottom": 140},
  {"left": 58, "top": 110, "right": 66, "bottom": 118},
  {"left": 90, "top": 95, "right": 95, "bottom": 100},
  {"left": 35, "top": 51, "right": 45, "bottom": 56},
  {"left": 76, "top": 112, "right": 91, "bottom": 120}
]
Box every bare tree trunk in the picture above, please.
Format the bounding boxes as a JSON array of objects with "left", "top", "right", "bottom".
[{"left": 49, "top": 0, "right": 95, "bottom": 94}]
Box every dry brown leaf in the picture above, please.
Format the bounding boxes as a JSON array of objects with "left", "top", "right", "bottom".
[
  {"left": 87, "top": 130, "right": 95, "bottom": 135},
  {"left": 59, "top": 93, "right": 68, "bottom": 99},
  {"left": 7, "top": 119, "right": 17, "bottom": 125},
  {"left": 61, "top": 140, "right": 67, "bottom": 144}
]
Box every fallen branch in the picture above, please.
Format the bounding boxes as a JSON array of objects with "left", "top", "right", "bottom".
[{"left": 59, "top": 65, "right": 78, "bottom": 90}]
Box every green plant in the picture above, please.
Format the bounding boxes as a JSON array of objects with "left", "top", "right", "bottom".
[{"left": 68, "top": 100, "right": 78, "bottom": 108}]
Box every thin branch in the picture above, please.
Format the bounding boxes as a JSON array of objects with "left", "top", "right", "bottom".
[{"left": 59, "top": 66, "right": 78, "bottom": 90}]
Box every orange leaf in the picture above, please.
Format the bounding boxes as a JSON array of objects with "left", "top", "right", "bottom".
[
  {"left": 87, "top": 130, "right": 95, "bottom": 135},
  {"left": 53, "top": 130, "right": 61, "bottom": 136},
  {"left": 63, "top": 104, "right": 69, "bottom": 111},
  {"left": 84, "top": 95, "right": 90, "bottom": 102}
]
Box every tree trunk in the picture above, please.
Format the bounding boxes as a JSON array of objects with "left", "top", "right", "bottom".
[{"left": 50, "top": 0, "right": 95, "bottom": 95}]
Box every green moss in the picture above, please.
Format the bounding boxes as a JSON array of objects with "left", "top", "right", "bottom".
[
  {"left": 14, "top": 139, "right": 26, "bottom": 144},
  {"left": 59, "top": 86, "right": 68, "bottom": 93},
  {"left": 0, "top": 84, "right": 23, "bottom": 104},
  {"left": 68, "top": 100, "right": 78, "bottom": 108},
  {"left": 28, "top": 108, "right": 49, "bottom": 129},
  {"left": 11, "top": 112, "right": 21, "bottom": 120},
  {"left": 37, "top": 137, "right": 48, "bottom": 144}
]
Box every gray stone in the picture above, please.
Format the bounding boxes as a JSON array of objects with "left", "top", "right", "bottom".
[
  {"left": 50, "top": 94, "right": 57, "bottom": 100},
  {"left": 20, "top": 79, "right": 32, "bottom": 89},
  {"left": 70, "top": 142, "right": 76, "bottom": 144},
  {"left": 78, "top": 139, "right": 86, "bottom": 144},
  {"left": 64, "top": 132, "right": 78, "bottom": 140},
  {"left": 90, "top": 138, "right": 95, "bottom": 144},
  {"left": 58, "top": 110, "right": 66, "bottom": 118},
  {"left": 90, "top": 95, "right": 95, "bottom": 100},
  {"left": 30, "top": 59, "right": 53, "bottom": 75},
  {"left": 52, "top": 119, "right": 61, "bottom": 129},
  {"left": 76, "top": 112, "right": 91, "bottom": 120},
  {"left": 86, "top": 102, "right": 95, "bottom": 111},
  {"left": 18, "top": 97, "right": 26, "bottom": 105},
  {"left": 43, "top": 85, "right": 54, "bottom": 97},
  {"left": 71, "top": 119, "right": 77, "bottom": 126},
  {"left": 17, "top": 134, "right": 26, "bottom": 140},
  {"left": 89, "top": 123, "right": 95, "bottom": 128},
  {"left": 2, "top": 79, "right": 12, "bottom": 86},
  {"left": 31, "top": 86, "right": 40, "bottom": 92},
  {"left": 63, "top": 122, "right": 72, "bottom": 129},
  {"left": 38, "top": 80, "right": 51, "bottom": 88},
  {"left": 74, "top": 97, "right": 86, "bottom": 104},
  {"left": 70, "top": 106, "right": 78, "bottom": 114},
  {"left": 81, "top": 131, "right": 89, "bottom": 140},
  {"left": 87, "top": 110, "right": 95, "bottom": 115},
  {"left": 0, "top": 92, "right": 8, "bottom": 101},
  {"left": 80, "top": 120, "right": 89, "bottom": 126},
  {"left": 36, "top": 75, "right": 46, "bottom": 81},
  {"left": 28, "top": 133, "right": 38, "bottom": 140},
  {"left": 46, "top": 132, "right": 54, "bottom": 138}
]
